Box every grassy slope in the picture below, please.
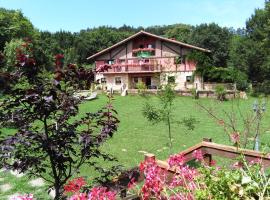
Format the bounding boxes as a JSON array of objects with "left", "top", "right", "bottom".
[
  {"left": 80, "top": 95, "right": 270, "bottom": 170},
  {"left": 1, "top": 95, "right": 270, "bottom": 199}
]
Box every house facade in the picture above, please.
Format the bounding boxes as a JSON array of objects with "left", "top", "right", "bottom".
[{"left": 87, "top": 31, "right": 210, "bottom": 92}]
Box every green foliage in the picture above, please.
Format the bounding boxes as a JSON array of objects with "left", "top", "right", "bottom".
[
  {"left": 0, "top": 8, "right": 36, "bottom": 51},
  {"left": 179, "top": 116, "right": 199, "bottom": 131},
  {"left": 195, "top": 156, "right": 270, "bottom": 200},
  {"left": 136, "top": 81, "right": 147, "bottom": 96},
  {"left": 215, "top": 85, "right": 226, "bottom": 101},
  {"left": 3, "top": 38, "right": 24, "bottom": 72},
  {"left": 63, "top": 47, "right": 78, "bottom": 65},
  {"left": 190, "top": 88, "right": 199, "bottom": 99},
  {"left": 174, "top": 56, "right": 182, "bottom": 64},
  {"left": 190, "top": 23, "right": 232, "bottom": 68},
  {"left": 228, "top": 1, "right": 270, "bottom": 87},
  {"left": 165, "top": 24, "right": 193, "bottom": 43},
  {"left": 253, "top": 81, "right": 270, "bottom": 96},
  {"left": 142, "top": 102, "right": 161, "bottom": 124},
  {"left": 75, "top": 27, "right": 132, "bottom": 64},
  {"left": 142, "top": 84, "right": 176, "bottom": 151},
  {"left": 142, "top": 84, "right": 198, "bottom": 152}
]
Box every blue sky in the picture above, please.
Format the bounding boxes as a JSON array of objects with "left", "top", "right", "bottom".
[{"left": 0, "top": 0, "right": 266, "bottom": 32}]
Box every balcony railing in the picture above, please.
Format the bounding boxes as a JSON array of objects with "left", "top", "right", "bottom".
[
  {"left": 97, "top": 58, "right": 161, "bottom": 73},
  {"left": 95, "top": 57, "right": 196, "bottom": 73},
  {"left": 105, "top": 65, "right": 161, "bottom": 73}
]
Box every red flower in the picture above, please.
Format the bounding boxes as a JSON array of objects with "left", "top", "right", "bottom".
[
  {"left": 88, "top": 187, "right": 116, "bottom": 200},
  {"left": 55, "top": 54, "right": 64, "bottom": 68},
  {"left": 127, "top": 177, "right": 136, "bottom": 189},
  {"left": 210, "top": 159, "right": 216, "bottom": 166},
  {"left": 64, "top": 177, "right": 86, "bottom": 194}
]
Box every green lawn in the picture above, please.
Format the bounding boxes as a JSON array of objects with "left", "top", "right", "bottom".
[{"left": 1, "top": 94, "right": 270, "bottom": 199}]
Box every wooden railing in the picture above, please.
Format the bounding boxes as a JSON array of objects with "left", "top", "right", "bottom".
[
  {"left": 104, "top": 64, "right": 161, "bottom": 73},
  {"left": 148, "top": 138, "right": 270, "bottom": 173},
  {"left": 118, "top": 138, "right": 270, "bottom": 199}
]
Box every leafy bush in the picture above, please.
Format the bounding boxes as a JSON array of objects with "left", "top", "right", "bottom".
[
  {"left": 215, "top": 85, "right": 226, "bottom": 101},
  {"left": 236, "top": 79, "right": 250, "bottom": 92},
  {"left": 14, "top": 151, "right": 270, "bottom": 200},
  {"left": 190, "top": 88, "right": 199, "bottom": 99},
  {"left": 0, "top": 41, "right": 119, "bottom": 199},
  {"left": 252, "top": 81, "right": 270, "bottom": 96},
  {"left": 136, "top": 81, "right": 147, "bottom": 96}
]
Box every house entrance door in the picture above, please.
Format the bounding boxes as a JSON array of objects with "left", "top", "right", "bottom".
[{"left": 142, "top": 76, "right": 151, "bottom": 88}]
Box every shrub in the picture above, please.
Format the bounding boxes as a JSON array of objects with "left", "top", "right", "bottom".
[
  {"left": 252, "top": 81, "right": 270, "bottom": 96},
  {"left": 190, "top": 88, "right": 199, "bottom": 99},
  {"left": 215, "top": 85, "right": 226, "bottom": 101},
  {"left": 0, "top": 41, "right": 119, "bottom": 199},
  {"left": 127, "top": 151, "right": 270, "bottom": 200},
  {"left": 136, "top": 81, "right": 147, "bottom": 96},
  {"left": 236, "top": 79, "right": 250, "bottom": 92}
]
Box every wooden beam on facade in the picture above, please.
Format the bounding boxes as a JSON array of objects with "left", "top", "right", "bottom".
[
  {"left": 163, "top": 42, "right": 180, "bottom": 55},
  {"left": 111, "top": 46, "right": 126, "bottom": 59}
]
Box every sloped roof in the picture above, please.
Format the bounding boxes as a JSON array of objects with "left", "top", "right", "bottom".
[{"left": 87, "top": 30, "right": 210, "bottom": 60}]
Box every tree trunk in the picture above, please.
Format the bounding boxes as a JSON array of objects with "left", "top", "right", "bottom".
[{"left": 167, "top": 115, "right": 172, "bottom": 154}]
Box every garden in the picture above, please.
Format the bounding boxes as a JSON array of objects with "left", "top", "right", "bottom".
[
  {"left": 2, "top": 1, "right": 270, "bottom": 198},
  {"left": 1, "top": 45, "right": 270, "bottom": 199}
]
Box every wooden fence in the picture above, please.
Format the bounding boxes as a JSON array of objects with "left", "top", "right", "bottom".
[{"left": 118, "top": 138, "right": 270, "bottom": 199}]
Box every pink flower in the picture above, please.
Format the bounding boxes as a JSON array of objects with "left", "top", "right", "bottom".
[
  {"left": 230, "top": 132, "right": 240, "bottom": 144},
  {"left": 192, "top": 150, "right": 204, "bottom": 161},
  {"left": 168, "top": 153, "right": 185, "bottom": 167},
  {"left": 88, "top": 187, "right": 116, "bottom": 200},
  {"left": 139, "top": 159, "right": 167, "bottom": 199},
  {"left": 127, "top": 177, "right": 136, "bottom": 189},
  {"left": 249, "top": 158, "right": 262, "bottom": 166},
  {"left": 69, "top": 193, "right": 87, "bottom": 200},
  {"left": 209, "top": 160, "right": 216, "bottom": 166},
  {"left": 232, "top": 161, "right": 243, "bottom": 169},
  {"left": 11, "top": 194, "right": 34, "bottom": 200}
]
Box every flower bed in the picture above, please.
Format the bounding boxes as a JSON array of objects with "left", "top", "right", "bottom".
[{"left": 12, "top": 142, "right": 270, "bottom": 200}]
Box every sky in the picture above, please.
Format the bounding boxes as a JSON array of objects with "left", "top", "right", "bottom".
[{"left": 0, "top": 0, "right": 266, "bottom": 33}]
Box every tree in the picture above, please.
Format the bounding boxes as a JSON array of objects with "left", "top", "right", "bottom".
[
  {"left": 142, "top": 83, "right": 198, "bottom": 153},
  {"left": 142, "top": 84, "right": 176, "bottom": 152},
  {"left": 3, "top": 38, "right": 24, "bottom": 72},
  {"left": 165, "top": 24, "right": 193, "bottom": 43},
  {"left": 190, "top": 23, "right": 232, "bottom": 68},
  {"left": 233, "top": 1, "right": 270, "bottom": 84},
  {"left": 0, "top": 41, "right": 119, "bottom": 199},
  {"left": 75, "top": 27, "right": 132, "bottom": 64},
  {"left": 0, "top": 8, "right": 36, "bottom": 51}
]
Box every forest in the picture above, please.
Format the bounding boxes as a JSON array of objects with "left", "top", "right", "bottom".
[{"left": 1, "top": 1, "right": 270, "bottom": 94}]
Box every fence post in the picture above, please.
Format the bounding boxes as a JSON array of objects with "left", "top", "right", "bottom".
[
  {"left": 202, "top": 138, "right": 212, "bottom": 165},
  {"left": 203, "top": 138, "right": 212, "bottom": 142},
  {"left": 145, "top": 153, "right": 155, "bottom": 162}
]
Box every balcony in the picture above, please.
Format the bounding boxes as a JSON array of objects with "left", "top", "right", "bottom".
[
  {"left": 95, "top": 57, "right": 197, "bottom": 74},
  {"left": 96, "top": 58, "right": 161, "bottom": 74}
]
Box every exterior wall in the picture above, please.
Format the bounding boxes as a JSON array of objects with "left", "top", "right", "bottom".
[
  {"left": 203, "top": 83, "right": 235, "bottom": 91},
  {"left": 95, "top": 73, "right": 104, "bottom": 81},
  {"left": 96, "top": 41, "right": 133, "bottom": 61},
  {"left": 93, "top": 35, "right": 203, "bottom": 91},
  {"left": 160, "top": 72, "right": 192, "bottom": 90},
  {"left": 102, "top": 74, "right": 160, "bottom": 91},
  {"left": 104, "top": 74, "right": 129, "bottom": 91}
]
